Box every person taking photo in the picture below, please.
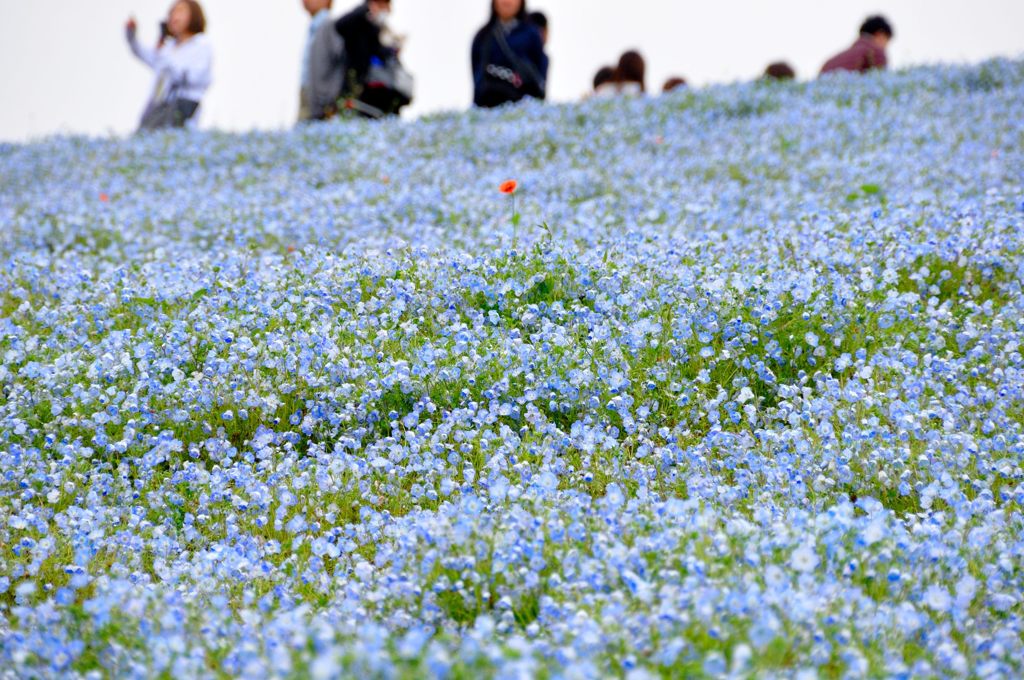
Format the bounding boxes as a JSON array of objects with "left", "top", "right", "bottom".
[{"left": 126, "top": 0, "right": 213, "bottom": 131}]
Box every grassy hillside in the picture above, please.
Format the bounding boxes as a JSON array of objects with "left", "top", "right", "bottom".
[{"left": 1, "top": 59, "right": 1023, "bottom": 678}]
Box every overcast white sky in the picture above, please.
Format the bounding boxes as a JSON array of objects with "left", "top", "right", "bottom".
[{"left": 1, "top": 0, "right": 1022, "bottom": 142}]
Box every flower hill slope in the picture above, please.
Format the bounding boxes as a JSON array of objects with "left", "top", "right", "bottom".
[{"left": 1, "top": 60, "right": 1023, "bottom": 678}]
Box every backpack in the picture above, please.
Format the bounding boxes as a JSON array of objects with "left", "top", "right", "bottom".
[{"left": 354, "top": 54, "right": 414, "bottom": 118}]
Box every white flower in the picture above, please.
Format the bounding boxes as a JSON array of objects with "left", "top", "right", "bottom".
[
  {"left": 790, "top": 544, "right": 819, "bottom": 573},
  {"left": 861, "top": 520, "right": 885, "bottom": 546},
  {"left": 924, "top": 585, "right": 952, "bottom": 612}
]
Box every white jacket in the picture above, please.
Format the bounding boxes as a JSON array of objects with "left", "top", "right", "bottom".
[{"left": 128, "top": 31, "right": 213, "bottom": 124}]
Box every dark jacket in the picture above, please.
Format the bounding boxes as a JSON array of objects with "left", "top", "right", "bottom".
[
  {"left": 471, "top": 19, "right": 548, "bottom": 108},
  {"left": 821, "top": 35, "right": 888, "bottom": 75},
  {"left": 335, "top": 4, "right": 390, "bottom": 95}
]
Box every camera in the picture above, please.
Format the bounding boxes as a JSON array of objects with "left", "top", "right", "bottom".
[{"left": 160, "top": 21, "right": 171, "bottom": 39}]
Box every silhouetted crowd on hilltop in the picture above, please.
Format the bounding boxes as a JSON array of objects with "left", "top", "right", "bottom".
[{"left": 124, "top": 1, "right": 895, "bottom": 131}]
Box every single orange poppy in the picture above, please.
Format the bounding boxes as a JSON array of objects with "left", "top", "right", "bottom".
[
  {"left": 499, "top": 180, "right": 518, "bottom": 195},
  {"left": 99, "top": 193, "right": 110, "bottom": 203}
]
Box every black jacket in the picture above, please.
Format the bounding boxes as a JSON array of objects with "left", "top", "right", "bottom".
[
  {"left": 471, "top": 20, "right": 548, "bottom": 108},
  {"left": 335, "top": 4, "right": 389, "bottom": 94}
]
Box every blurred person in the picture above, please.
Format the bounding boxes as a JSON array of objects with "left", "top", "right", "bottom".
[
  {"left": 309, "top": 0, "right": 411, "bottom": 119},
  {"left": 305, "top": 3, "right": 346, "bottom": 120},
  {"left": 764, "top": 62, "right": 796, "bottom": 80},
  {"left": 334, "top": 0, "right": 393, "bottom": 92},
  {"left": 299, "top": 0, "right": 334, "bottom": 121},
  {"left": 591, "top": 65, "right": 616, "bottom": 98},
  {"left": 125, "top": 1, "right": 212, "bottom": 131},
  {"left": 615, "top": 50, "right": 646, "bottom": 94},
  {"left": 821, "top": 16, "right": 893, "bottom": 75},
  {"left": 529, "top": 11, "right": 549, "bottom": 45},
  {"left": 662, "top": 76, "right": 687, "bottom": 93},
  {"left": 472, "top": 0, "right": 548, "bottom": 108}
]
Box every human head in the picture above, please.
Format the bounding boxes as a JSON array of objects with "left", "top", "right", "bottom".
[
  {"left": 302, "top": 0, "right": 331, "bottom": 17},
  {"left": 368, "top": 0, "right": 391, "bottom": 17},
  {"left": 617, "top": 50, "right": 646, "bottom": 92},
  {"left": 764, "top": 62, "right": 796, "bottom": 80},
  {"left": 662, "top": 77, "right": 687, "bottom": 93},
  {"left": 167, "top": 0, "right": 205, "bottom": 39},
  {"left": 492, "top": 0, "right": 527, "bottom": 23},
  {"left": 593, "top": 66, "right": 615, "bottom": 90},
  {"left": 860, "top": 15, "right": 893, "bottom": 48},
  {"left": 529, "top": 11, "right": 548, "bottom": 44}
]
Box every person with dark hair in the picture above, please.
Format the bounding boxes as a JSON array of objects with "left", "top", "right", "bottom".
[
  {"left": 125, "top": 1, "right": 212, "bottom": 131},
  {"left": 616, "top": 50, "right": 646, "bottom": 94},
  {"left": 764, "top": 62, "right": 796, "bottom": 80},
  {"left": 528, "top": 11, "right": 548, "bottom": 45},
  {"left": 472, "top": 0, "right": 549, "bottom": 108},
  {"left": 821, "top": 15, "right": 894, "bottom": 75},
  {"left": 298, "top": 0, "right": 334, "bottom": 121},
  {"left": 662, "top": 77, "right": 687, "bottom": 93},
  {"left": 592, "top": 65, "right": 616, "bottom": 97}
]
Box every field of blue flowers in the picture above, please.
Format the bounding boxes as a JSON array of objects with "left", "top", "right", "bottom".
[{"left": 1, "top": 59, "right": 1023, "bottom": 678}]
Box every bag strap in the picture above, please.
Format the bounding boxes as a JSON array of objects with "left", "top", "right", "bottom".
[
  {"left": 158, "top": 70, "right": 190, "bottom": 104},
  {"left": 491, "top": 23, "right": 545, "bottom": 95}
]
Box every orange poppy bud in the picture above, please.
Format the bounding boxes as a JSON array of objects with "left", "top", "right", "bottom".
[{"left": 499, "top": 180, "right": 518, "bottom": 195}]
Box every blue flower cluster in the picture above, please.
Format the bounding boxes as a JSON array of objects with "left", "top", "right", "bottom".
[{"left": 1, "top": 60, "right": 1023, "bottom": 678}]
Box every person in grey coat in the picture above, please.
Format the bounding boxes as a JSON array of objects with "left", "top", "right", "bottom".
[
  {"left": 306, "top": 19, "right": 346, "bottom": 120},
  {"left": 299, "top": 0, "right": 334, "bottom": 121}
]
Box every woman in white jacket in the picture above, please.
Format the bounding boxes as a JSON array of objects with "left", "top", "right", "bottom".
[{"left": 126, "top": 1, "right": 213, "bottom": 131}]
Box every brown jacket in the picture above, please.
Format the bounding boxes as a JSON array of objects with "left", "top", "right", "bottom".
[{"left": 821, "top": 35, "right": 888, "bottom": 75}]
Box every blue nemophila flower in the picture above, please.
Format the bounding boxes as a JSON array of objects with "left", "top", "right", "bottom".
[{"left": 1, "top": 60, "right": 1023, "bottom": 678}]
